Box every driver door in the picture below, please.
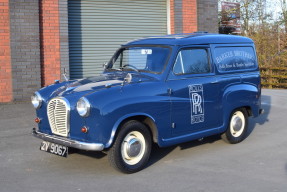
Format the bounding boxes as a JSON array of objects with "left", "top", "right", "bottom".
[{"left": 167, "top": 47, "right": 221, "bottom": 136}]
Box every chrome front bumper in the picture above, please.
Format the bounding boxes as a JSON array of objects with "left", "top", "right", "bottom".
[{"left": 32, "top": 128, "right": 104, "bottom": 151}]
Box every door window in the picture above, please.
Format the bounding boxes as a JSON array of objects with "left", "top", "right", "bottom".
[{"left": 173, "top": 49, "right": 210, "bottom": 75}]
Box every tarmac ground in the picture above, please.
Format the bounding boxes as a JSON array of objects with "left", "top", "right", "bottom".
[{"left": 0, "top": 89, "right": 286, "bottom": 192}]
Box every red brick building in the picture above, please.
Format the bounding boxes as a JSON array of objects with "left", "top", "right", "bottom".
[{"left": 0, "top": 0, "right": 218, "bottom": 103}]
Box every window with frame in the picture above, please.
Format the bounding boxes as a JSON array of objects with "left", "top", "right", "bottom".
[
  {"left": 110, "top": 47, "right": 170, "bottom": 73},
  {"left": 214, "top": 46, "right": 257, "bottom": 72},
  {"left": 173, "top": 49, "right": 210, "bottom": 75}
]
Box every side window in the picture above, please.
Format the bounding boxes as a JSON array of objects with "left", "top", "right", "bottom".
[
  {"left": 173, "top": 49, "right": 210, "bottom": 75},
  {"left": 214, "top": 46, "right": 257, "bottom": 72}
]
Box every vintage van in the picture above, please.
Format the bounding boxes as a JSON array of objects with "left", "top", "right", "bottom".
[{"left": 32, "top": 33, "right": 263, "bottom": 173}]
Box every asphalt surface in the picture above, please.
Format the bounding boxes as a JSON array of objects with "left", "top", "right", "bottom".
[{"left": 0, "top": 89, "right": 286, "bottom": 192}]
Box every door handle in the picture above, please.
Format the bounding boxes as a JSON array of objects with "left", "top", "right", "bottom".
[{"left": 167, "top": 88, "right": 173, "bottom": 95}]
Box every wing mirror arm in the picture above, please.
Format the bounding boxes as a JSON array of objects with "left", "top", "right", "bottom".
[
  {"left": 103, "top": 62, "right": 108, "bottom": 69},
  {"left": 62, "top": 68, "right": 69, "bottom": 81}
]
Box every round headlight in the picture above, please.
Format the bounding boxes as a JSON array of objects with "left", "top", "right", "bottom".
[
  {"left": 77, "top": 97, "right": 91, "bottom": 117},
  {"left": 31, "top": 92, "right": 42, "bottom": 109}
]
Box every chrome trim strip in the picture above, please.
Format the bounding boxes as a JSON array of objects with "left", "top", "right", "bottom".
[{"left": 32, "top": 128, "right": 104, "bottom": 151}]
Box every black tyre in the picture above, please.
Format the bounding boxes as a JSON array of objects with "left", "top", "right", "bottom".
[
  {"left": 107, "top": 120, "right": 152, "bottom": 173},
  {"left": 221, "top": 108, "right": 249, "bottom": 144}
]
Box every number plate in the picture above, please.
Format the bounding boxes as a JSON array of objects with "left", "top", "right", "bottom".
[{"left": 40, "top": 141, "right": 68, "bottom": 158}]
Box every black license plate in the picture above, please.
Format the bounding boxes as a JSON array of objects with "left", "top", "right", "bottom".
[{"left": 40, "top": 141, "right": 68, "bottom": 157}]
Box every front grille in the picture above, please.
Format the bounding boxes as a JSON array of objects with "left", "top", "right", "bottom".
[{"left": 47, "top": 98, "right": 70, "bottom": 137}]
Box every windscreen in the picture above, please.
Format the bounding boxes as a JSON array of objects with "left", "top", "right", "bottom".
[{"left": 109, "top": 47, "right": 170, "bottom": 73}]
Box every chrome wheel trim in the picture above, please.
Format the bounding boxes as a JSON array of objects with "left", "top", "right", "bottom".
[
  {"left": 121, "top": 131, "right": 146, "bottom": 165},
  {"left": 230, "top": 111, "right": 245, "bottom": 137}
]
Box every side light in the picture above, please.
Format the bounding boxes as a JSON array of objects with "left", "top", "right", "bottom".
[
  {"left": 81, "top": 126, "right": 89, "bottom": 133},
  {"left": 35, "top": 117, "right": 41, "bottom": 123}
]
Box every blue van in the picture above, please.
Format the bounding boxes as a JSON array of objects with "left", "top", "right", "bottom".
[{"left": 32, "top": 33, "right": 263, "bottom": 173}]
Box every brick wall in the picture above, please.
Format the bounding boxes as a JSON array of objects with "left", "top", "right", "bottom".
[
  {"left": 170, "top": 0, "right": 197, "bottom": 34},
  {"left": 39, "top": 0, "right": 61, "bottom": 86},
  {"left": 197, "top": 0, "right": 218, "bottom": 33},
  {"left": 9, "top": 0, "right": 41, "bottom": 101},
  {"left": 0, "top": 0, "right": 13, "bottom": 102},
  {"left": 173, "top": 0, "right": 183, "bottom": 34},
  {"left": 182, "top": 0, "right": 197, "bottom": 33},
  {"left": 170, "top": 0, "right": 175, "bottom": 34}
]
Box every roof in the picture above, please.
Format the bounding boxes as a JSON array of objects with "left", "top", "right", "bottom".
[{"left": 124, "top": 33, "right": 254, "bottom": 46}]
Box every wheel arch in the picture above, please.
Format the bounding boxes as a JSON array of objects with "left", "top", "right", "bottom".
[
  {"left": 105, "top": 113, "right": 158, "bottom": 148},
  {"left": 223, "top": 83, "right": 259, "bottom": 115}
]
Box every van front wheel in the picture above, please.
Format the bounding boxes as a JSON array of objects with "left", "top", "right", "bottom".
[
  {"left": 108, "top": 120, "right": 152, "bottom": 173},
  {"left": 222, "top": 108, "right": 248, "bottom": 144}
]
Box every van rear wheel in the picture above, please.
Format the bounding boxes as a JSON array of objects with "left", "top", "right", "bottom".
[
  {"left": 221, "top": 108, "right": 248, "bottom": 144},
  {"left": 108, "top": 120, "right": 152, "bottom": 173}
]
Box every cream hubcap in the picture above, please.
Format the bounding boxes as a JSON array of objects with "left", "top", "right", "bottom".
[
  {"left": 121, "top": 131, "right": 146, "bottom": 165},
  {"left": 230, "top": 111, "right": 245, "bottom": 137}
]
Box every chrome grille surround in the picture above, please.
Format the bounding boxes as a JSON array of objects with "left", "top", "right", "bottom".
[{"left": 47, "top": 97, "right": 70, "bottom": 137}]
